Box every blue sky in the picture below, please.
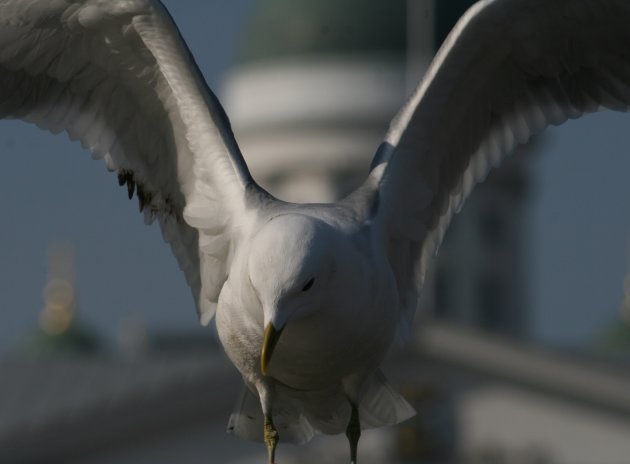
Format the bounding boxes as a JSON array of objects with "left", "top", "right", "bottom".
[
  {"left": 1, "top": 1, "right": 629, "bottom": 354},
  {"left": 529, "top": 111, "right": 630, "bottom": 347}
]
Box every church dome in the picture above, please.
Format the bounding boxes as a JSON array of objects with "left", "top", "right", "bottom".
[{"left": 237, "top": 0, "right": 407, "bottom": 63}]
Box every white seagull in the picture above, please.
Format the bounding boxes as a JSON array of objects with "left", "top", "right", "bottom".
[{"left": 2, "top": 0, "right": 630, "bottom": 462}]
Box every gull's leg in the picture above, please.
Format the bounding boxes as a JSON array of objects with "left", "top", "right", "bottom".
[
  {"left": 264, "top": 414, "right": 279, "bottom": 464},
  {"left": 342, "top": 373, "right": 367, "bottom": 464},
  {"left": 257, "top": 382, "right": 279, "bottom": 464},
  {"left": 346, "top": 402, "right": 361, "bottom": 464}
]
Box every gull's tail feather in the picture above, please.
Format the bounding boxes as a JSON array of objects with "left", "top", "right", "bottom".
[
  {"left": 357, "top": 369, "right": 416, "bottom": 429},
  {"left": 227, "top": 372, "right": 415, "bottom": 445},
  {"left": 227, "top": 384, "right": 316, "bottom": 445},
  {"left": 227, "top": 384, "right": 263, "bottom": 442}
]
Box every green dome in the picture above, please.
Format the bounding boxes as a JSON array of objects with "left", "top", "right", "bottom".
[
  {"left": 238, "top": 0, "right": 407, "bottom": 63},
  {"left": 20, "top": 323, "right": 101, "bottom": 358}
]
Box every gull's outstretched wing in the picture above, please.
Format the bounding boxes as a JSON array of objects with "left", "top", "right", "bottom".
[
  {"left": 0, "top": 0, "right": 267, "bottom": 324},
  {"left": 347, "top": 0, "right": 630, "bottom": 338}
]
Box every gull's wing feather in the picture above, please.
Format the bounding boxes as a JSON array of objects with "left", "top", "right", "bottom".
[
  {"left": 0, "top": 0, "right": 266, "bottom": 324},
  {"left": 349, "top": 0, "right": 630, "bottom": 338}
]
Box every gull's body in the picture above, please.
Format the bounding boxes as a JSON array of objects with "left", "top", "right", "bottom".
[
  {"left": 2, "top": 0, "right": 630, "bottom": 462},
  {"left": 217, "top": 210, "right": 397, "bottom": 392}
]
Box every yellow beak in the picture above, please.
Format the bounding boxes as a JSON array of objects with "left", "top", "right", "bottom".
[{"left": 260, "top": 323, "right": 283, "bottom": 376}]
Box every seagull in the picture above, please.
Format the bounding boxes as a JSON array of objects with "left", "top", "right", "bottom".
[{"left": 2, "top": 0, "right": 630, "bottom": 462}]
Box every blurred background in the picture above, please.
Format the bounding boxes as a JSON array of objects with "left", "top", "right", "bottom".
[{"left": 1, "top": 1, "right": 630, "bottom": 463}]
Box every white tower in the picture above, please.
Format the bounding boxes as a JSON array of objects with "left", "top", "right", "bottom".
[{"left": 222, "top": 0, "right": 415, "bottom": 202}]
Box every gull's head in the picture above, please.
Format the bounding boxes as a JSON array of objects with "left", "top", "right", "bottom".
[{"left": 248, "top": 214, "right": 338, "bottom": 375}]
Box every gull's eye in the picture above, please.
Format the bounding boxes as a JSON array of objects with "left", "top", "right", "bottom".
[{"left": 301, "top": 277, "right": 315, "bottom": 292}]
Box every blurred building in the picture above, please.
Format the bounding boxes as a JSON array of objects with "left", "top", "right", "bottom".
[
  {"left": 222, "top": 0, "right": 409, "bottom": 202},
  {"left": 3, "top": 331, "right": 630, "bottom": 464}
]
